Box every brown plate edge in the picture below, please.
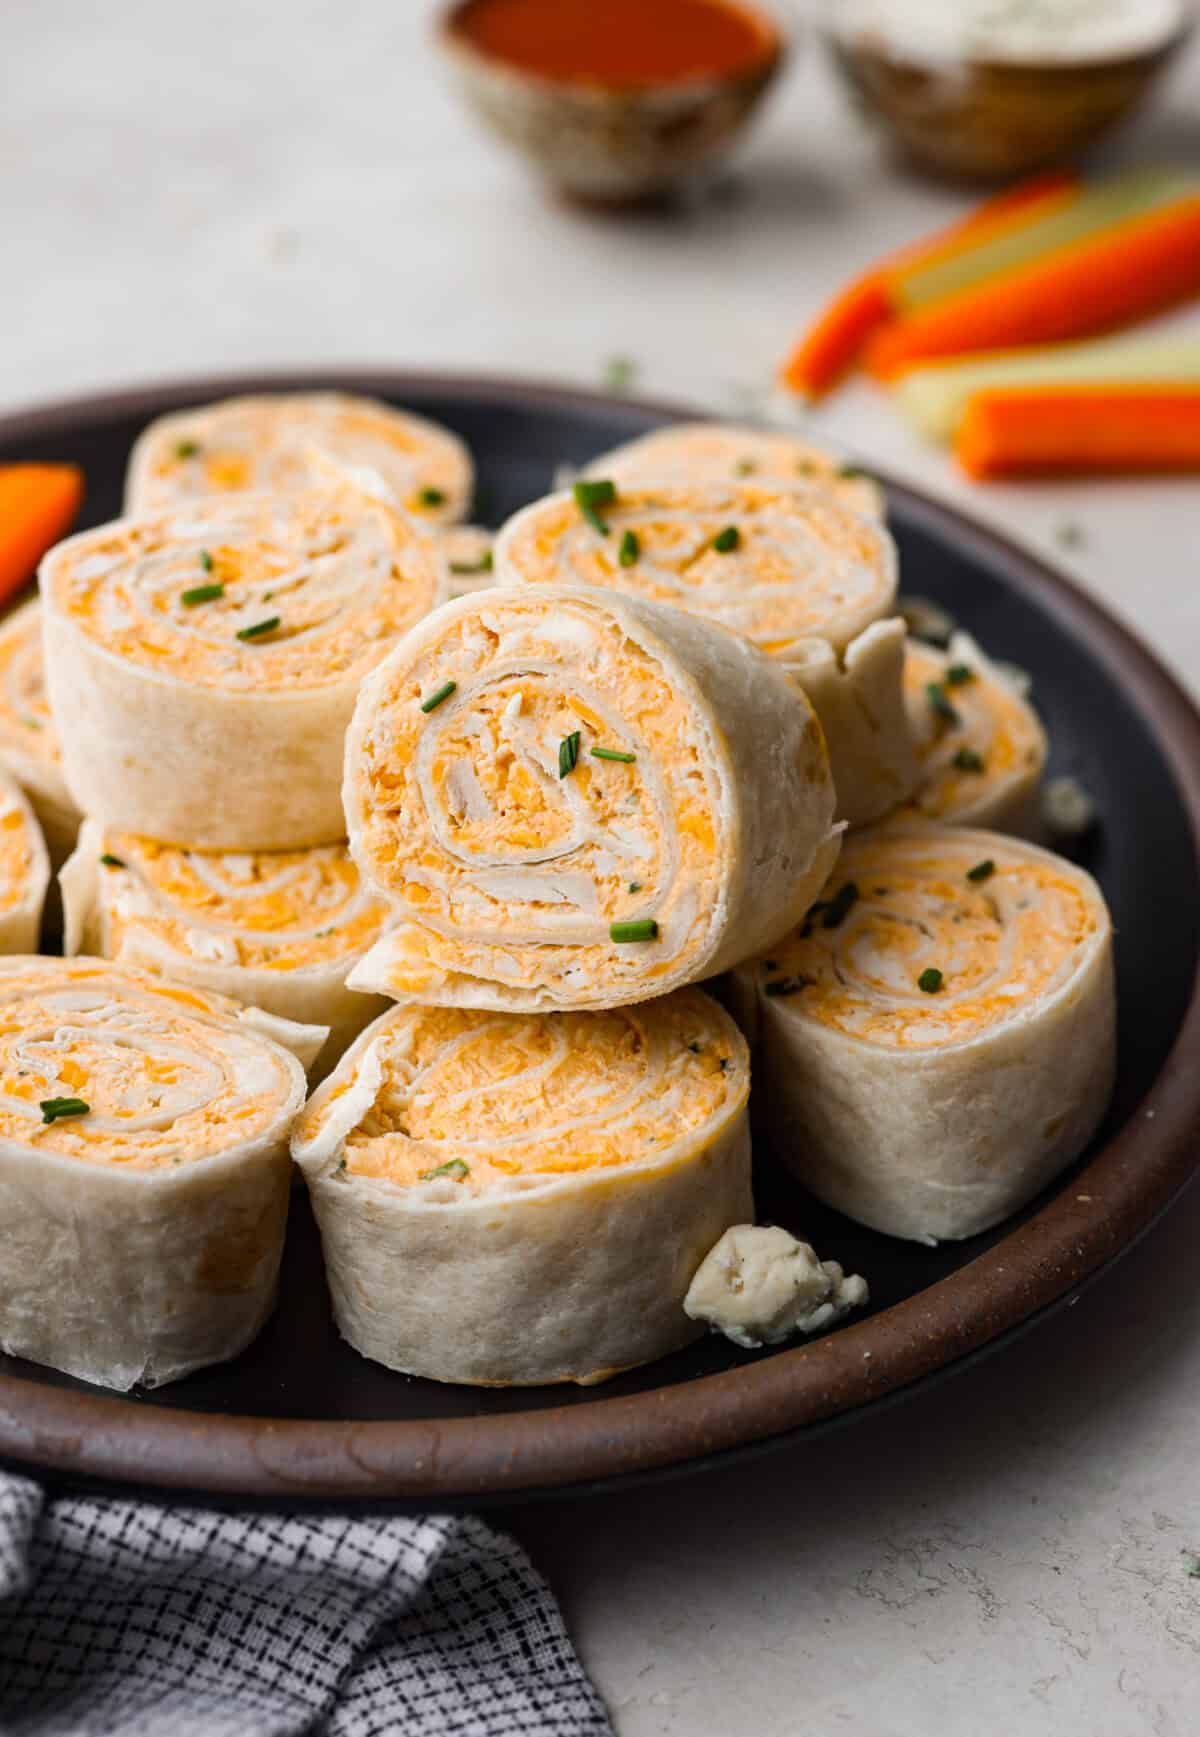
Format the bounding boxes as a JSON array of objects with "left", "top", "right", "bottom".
[{"left": 0, "top": 366, "right": 1197, "bottom": 1505}]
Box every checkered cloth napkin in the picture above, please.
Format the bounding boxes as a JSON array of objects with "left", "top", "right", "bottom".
[{"left": 0, "top": 1471, "right": 612, "bottom": 1735}]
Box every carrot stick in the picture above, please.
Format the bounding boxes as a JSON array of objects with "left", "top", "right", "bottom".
[
  {"left": 956, "top": 385, "right": 1200, "bottom": 479},
  {"left": 780, "top": 171, "right": 1078, "bottom": 398},
  {"left": 868, "top": 196, "right": 1200, "bottom": 381},
  {"left": 0, "top": 465, "right": 85, "bottom": 607}
]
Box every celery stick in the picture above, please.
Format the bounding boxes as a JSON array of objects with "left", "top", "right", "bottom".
[
  {"left": 895, "top": 170, "right": 1199, "bottom": 313},
  {"left": 897, "top": 337, "right": 1200, "bottom": 443}
]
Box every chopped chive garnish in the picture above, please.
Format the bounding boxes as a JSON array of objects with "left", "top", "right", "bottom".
[
  {"left": 574, "top": 478, "right": 616, "bottom": 536},
  {"left": 40, "top": 1097, "right": 90, "bottom": 1124},
  {"left": 918, "top": 968, "right": 944, "bottom": 994},
  {"left": 100, "top": 853, "right": 126, "bottom": 869},
  {"left": 181, "top": 582, "right": 224, "bottom": 606},
  {"left": 418, "top": 487, "right": 446, "bottom": 508},
  {"left": 926, "top": 681, "right": 959, "bottom": 724},
  {"left": 628, "top": 880, "right": 642, "bottom": 893},
  {"left": 712, "top": 525, "right": 740, "bottom": 553},
  {"left": 198, "top": 548, "right": 214, "bottom": 572},
  {"left": 765, "top": 976, "right": 810, "bottom": 997},
  {"left": 558, "top": 730, "right": 581, "bottom": 778},
  {"left": 421, "top": 680, "right": 457, "bottom": 714},
  {"left": 966, "top": 859, "right": 996, "bottom": 883},
  {"left": 174, "top": 439, "right": 199, "bottom": 459},
  {"left": 953, "top": 747, "right": 985, "bottom": 773},
  {"left": 618, "top": 528, "right": 639, "bottom": 567},
  {"left": 688, "top": 1041, "right": 703, "bottom": 1053},
  {"left": 236, "top": 616, "right": 281, "bottom": 642},
  {"left": 449, "top": 551, "right": 494, "bottom": 575},
  {"left": 821, "top": 882, "right": 859, "bottom": 929},
  {"left": 735, "top": 457, "right": 757, "bottom": 476},
  {"left": 419, "top": 1157, "right": 470, "bottom": 1182},
  {"left": 591, "top": 746, "right": 636, "bottom": 764},
  {"left": 837, "top": 463, "right": 868, "bottom": 479},
  {"left": 602, "top": 355, "right": 637, "bottom": 392},
  {"left": 611, "top": 919, "right": 658, "bottom": 943},
  {"left": 945, "top": 664, "right": 975, "bottom": 686}
]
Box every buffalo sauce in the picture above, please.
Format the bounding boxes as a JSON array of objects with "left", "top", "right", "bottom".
[{"left": 451, "top": 0, "right": 779, "bottom": 87}]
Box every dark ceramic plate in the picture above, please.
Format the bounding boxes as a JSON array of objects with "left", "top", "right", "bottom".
[{"left": 1, "top": 371, "right": 1197, "bottom": 1510}]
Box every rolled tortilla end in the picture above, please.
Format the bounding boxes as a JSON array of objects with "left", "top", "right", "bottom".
[
  {"left": 0, "top": 775, "right": 50, "bottom": 954},
  {"left": 783, "top": 618, "right": 919, "bottom": 827},
  {"left": 496, "top": 478, "right": 898, "bottom": 659},
  {"left": 344, "top": 584, "right": 840, "bottom": 1011},
  {"left": 39, "top": 483, "right": 444, "bottom": 850},
  {"left": 583, "top": 422, "right": 886, "bottom": 519},
  {"left": 0, "top": 957, "right": 314, "bottom": 1389},
  {"left": 292, "top": 988, "right": 753, "bottom": 1386},
  {"left": 735, "top": 818, "right": 1116, "bottom": 1244},
  {"left": 0, "top": 598, "right": 82, "bottom": 869},
  {"left": 124, "top": 391, "right": 474, "bottom": 524},
  {"left": 61, "top": 819, "right": 387, "bottom": 1081},
  {"left": 905, "top": 632, "right": 1048, "bottom": 837}
]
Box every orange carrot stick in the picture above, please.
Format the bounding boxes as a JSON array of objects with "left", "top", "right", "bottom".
[
  {"left": 0, "top": 465, "right": 85, "bottom": 606},
  {"left": 956, "top": 385, "right": 1200, "bottom": 479},
  {"left": 780, "top": 172, "right": 1078, "bottom": 397},
  {"left": 868, "top": 196, "right": 1200, "bottom": 381}
]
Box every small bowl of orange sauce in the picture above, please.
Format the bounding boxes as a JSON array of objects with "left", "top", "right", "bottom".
[{"left": 438, "top": 0, "right": 787, "bottom": 204}]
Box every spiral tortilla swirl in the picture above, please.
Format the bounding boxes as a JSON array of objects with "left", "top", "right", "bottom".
[
  {"left": 343, "top": 585, "right": 839, "bottom": 1011},
  {"left": 496, "top": 480, "right": 897, "bottom": 659},
  {"left": 124, "top": 391, "right": 474, "bottom": 524}
]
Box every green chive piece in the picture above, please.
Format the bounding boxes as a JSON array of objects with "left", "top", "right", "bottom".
[
  {"left": 966, "top": 859, "right": 996, "bottom": 884},
  {"left": 421, "top": 680, "right": 457, "bottom": 714},
  {"left": 953, "top": 748, "right": 986, "bottom": 774},
  {"left": 174, "top": 439, "right": 199, "bottom": 459},
  {"left": 821, "top": 882, "right": 859, "bottom": 929},
  {"left": 591, "top": 746, "right": 636, "bottom": 764},
  {"left": 945, "top": 663, "right": 975, "bottom": 687},
  {"left": 558, "top": 730, "right": 582, "bottom": 779},
  {"left": 602, "top": 356, "right": 637, "bottom": 392},
  {"left": 418, "top": 487, "right": 446, "bottom": 508},
  {"left": 40, "top": 1097, "right": 90, "bottom": 1125},
  {"left": 574, "top": 478, "right": 616, "bottom": 536},
  {"left": 449, "top": 551, "right": 493, "bottom": 576},
  {"left": 918, "top": 968, "right": 944, "bottom": 994},
  {"left": 100, "top": 853, "right": 126, "bottom": 869},
  {"left": 764, "top": 976, "right": 810, "bottom": 997},
  {"left": 712, "top": 525, "right": 740, "bottom": 554},
  {"left": 198, "top": 548, "right": 214, "bottom": 573},
  {"left": 618, "top": 528, "right": 639, "bottom": 567},
  {"left": 926, "top": 681, "right": 959, "bottom": 724},
  {"left": 420, "top": 1157, "right": 470, "bottom": 1182},
  {"left": 236, "top": 616, "right": 281, "bottom": 642},
  {"left": 628, "top": 880, "right": 642, "bottom": 893},
  {"left": 611, "top": 919, "right": 658, "bottom": 943},
  {"left": 181, "top": 582, "right": 224, "bottom": 606},
  {"left": 735, "top": 458, "right": 757, "bottom": 476},
  {"left": 837, "top": 463, "right": 868, "bottom": 480}
]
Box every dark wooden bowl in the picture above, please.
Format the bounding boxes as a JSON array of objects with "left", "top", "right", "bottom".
[{"left": 1, "top": 370, "right": 1197, "bottom": 1509}]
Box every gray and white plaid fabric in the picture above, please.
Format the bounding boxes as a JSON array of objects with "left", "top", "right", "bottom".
[{"left": 0, "top": 1472, "right": 612, "bottom": 1736}]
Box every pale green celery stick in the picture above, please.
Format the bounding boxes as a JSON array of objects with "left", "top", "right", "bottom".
[
  {"left": 895, "top": 169, "right": 1200, "bottom": 312},
  {"left": 896, "top": 337, "right": 1200, "bottom": 443}
]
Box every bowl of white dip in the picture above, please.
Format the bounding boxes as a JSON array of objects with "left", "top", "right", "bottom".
[{"left": 824, "top": 0, "right": 1193, "bottom": 180}]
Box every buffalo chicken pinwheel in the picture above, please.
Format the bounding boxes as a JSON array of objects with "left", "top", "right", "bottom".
[
  {"left": 343, "top": 585, "right": 841, "bottom": 1011},
  {"left": 61, "top": 821, "right": 391, "bottom": 1079},
  {"left": 583, "top": 422, "right": 886, "bottom": 519},
  {"left": 0, "top": 599, "right": 81, "bottom": 866},
  {"left": 735, "top": 819, "right": 1115, "bottom": 1244},
  {"left": 124, "top": 391, "right": 474, "bottom": 524},
  {"left": 292, "top": 989, "right": 752, "bottom": 1386},
  {"left": 0, "top": 775, "right": 50, "bottom": 953},
  {"left": 905, "top": 633, "right": 1048, "bottom": 836},
  {"left": 0, "top": 958, "right": 324, "bottom": 1390},
  {"left": 496, "top": 478, "right": 898, "bottom": 660},
  {"left": 40, "top": 483, "right": 444, "bottom": 850}
]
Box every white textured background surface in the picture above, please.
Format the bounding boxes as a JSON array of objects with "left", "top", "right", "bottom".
[{"left": 6, "top": 3, "right": 1200, "bottom": 1731}]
